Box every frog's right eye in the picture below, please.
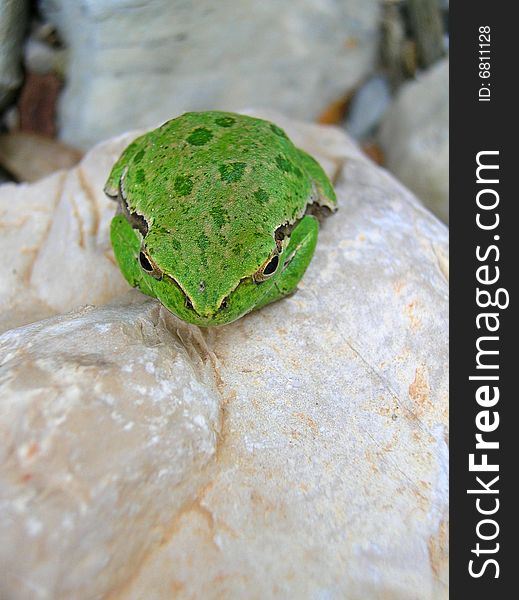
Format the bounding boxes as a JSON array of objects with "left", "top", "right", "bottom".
[
  {"left": 253, "top": 252, "right": 280, "bottom": 282},
  {"left": 139, "top": 250, "right": 163, "bottom": 280}
]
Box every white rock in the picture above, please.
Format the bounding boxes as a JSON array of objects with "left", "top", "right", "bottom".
[
  {"left": 378, "top": 59, "right": 449, "bottom": 223},
  {"left": 0, "top": 111, "right": 448, "bottom": 599},
  {"left": 0, "top": 130, "right": 134, "bottom": 332},
  {"left": 40, "top": 0, "right": 380, "bottom": 149},
  {"left": 0, "top": 301, "right": 220, "bottom": 599},
  {"left": 0, "top": 0, "right": 29, "bottom": 108}
]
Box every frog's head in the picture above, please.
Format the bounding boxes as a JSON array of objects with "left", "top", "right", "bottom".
[
  {"left": 134, "top": 216, "right": 290, "bottom": 326},
  {"left": 109, "top": 190, "right": 300, "bottom": 326}
]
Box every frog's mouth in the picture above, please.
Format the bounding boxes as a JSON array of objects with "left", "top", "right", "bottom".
[{"left": 152, "top": 272, "right": 245, "bottom": 326}]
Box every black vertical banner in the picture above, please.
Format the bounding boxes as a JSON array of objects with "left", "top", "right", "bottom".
[{"left": 450, "top": 2, "right": 516, "bottom": 597}]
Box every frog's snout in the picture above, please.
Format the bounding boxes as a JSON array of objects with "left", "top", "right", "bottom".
[
  {"left": 186, "top": 293, "right": 229, "bottom": 320},
  {"left": 157, "top": 268, "right": 243, "bottom": 326},
  {"left": 170, "top": 278, "right": 231, "bottom": 322}
]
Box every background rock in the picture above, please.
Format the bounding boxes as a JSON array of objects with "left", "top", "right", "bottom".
[
  {"left": 0, "top": 0, "right": 29, "bottom": 109},
  {"left": 0, "top": 112, "right": 448, "bottom": 599},
  {"left": 40, "top": 0, "right": 380, "bottom": 149},
  {"left": 407, "top": 0, "right": 446, "bottom": 68},
  {"left": 0, "top": 132, "right": 82, "bottom": 182},
  {"left": 378, "top": 58, "right": 449, "bottom": 223},
  {"left": 23, "top": 22, "right": 67, "bottom": 77},
  {"left": 345, "top": 74, "right": 392, "bottom": 140}
]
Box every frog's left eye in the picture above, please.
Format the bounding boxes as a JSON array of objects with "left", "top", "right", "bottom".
[
  {"left": 139, "top": 250, "right": 163, "bottom": 280},
  {"left": 253, "top": 252, "right": 280, "bottom": 282}
]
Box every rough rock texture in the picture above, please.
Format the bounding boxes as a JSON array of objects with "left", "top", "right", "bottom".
[
  {"left": 0, "top": 301, "right": 219, "bottom": 600},
  {"left": 378, "top": 58, "right": 449, "bottom": 223},
  {"left": 40, "top": 0, "right": 380, "bottom": 149},
  {"left": 0, "top": 111, "right": 448, "bottom": 599},
  {"left": 0, "top": 0, "right": 28, "bottom": 109},
  {"left": 0, "top": 133, "right": 129, "bottom": 332}
]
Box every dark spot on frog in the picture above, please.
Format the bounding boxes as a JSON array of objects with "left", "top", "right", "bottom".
[
  {"left": 187, "top": 127, "right": 213, "bottom": 146},
  {"left": 174, "top": 174, "right": 193, "bottom": 196},
  {"left": 133, "top": 149, "right": 145, "bottom": 164},
  {"left": 270, "top": 123, "right": 287, "bottom": 138},
  {"left": 135, "top": 169, "right": 146, "bottom": 184},
  {"left": 275, "top": 155, "right": 292, "bottom": 173},
  {"left": 210, "top": 204, "right": 229, "bottom": 228},
  {"left": 274, "top": 155, "right": 302, "bottom": 178},
  {"left": 253, "top": 188, "right": 269, "bottom": 204},
  {"left": 171, "top": 238, "right": 181, "bottom": 252},
  {"left": 215, "top": 116, "right": 236, "bottom": 128},
  {"left": 219, "top": 162, "right": 246, "bottom": 183},
  {"left": 199, "top": 280, "right": 206, "bottom": 292}
]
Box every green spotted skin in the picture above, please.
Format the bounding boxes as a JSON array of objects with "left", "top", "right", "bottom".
[{"left": 105, "top": 111, "right": 336, "bottom": 326}]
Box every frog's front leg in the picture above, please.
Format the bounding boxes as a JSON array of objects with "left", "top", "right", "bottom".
[
  {"left": 111, "top": 214, "right": 156, "bottom": 298},
  {"left": 254, "top": 215, "right": 319, "bottom": 311}
]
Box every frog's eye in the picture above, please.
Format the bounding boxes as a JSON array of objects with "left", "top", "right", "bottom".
[
  {"left": 253, "top": 252, "right": 280, "bottom": 282},
  {"left": 139, "top": 250, "right": 163, "bottom": 280},
  {"left": 263, "top": 254, "right": 279, "bottom": 275}
]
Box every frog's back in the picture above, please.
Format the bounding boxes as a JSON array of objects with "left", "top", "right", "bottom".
[{"left": 124, "top": 112, "right": 332, "bottom": 229}]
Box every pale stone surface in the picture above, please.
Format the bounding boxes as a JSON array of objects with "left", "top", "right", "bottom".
[
  {"left": 378, "top": 58, "right": 449, "bottom": 223},
  {"left": 0, "top": 128, "right": 137, "bottom": 332},
  {"left": 0, "top": 112, "right": 448, "bottom": 599},
  {"left": 0, "top": 300, "right": 220, "bottom": 600},
  {"left": 40, "top": 0, "right": 380, "bottom": 149}
]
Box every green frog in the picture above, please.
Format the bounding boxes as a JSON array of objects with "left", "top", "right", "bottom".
[{"left": 104, "top": 111, "right": 336, "bottom": 326}]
